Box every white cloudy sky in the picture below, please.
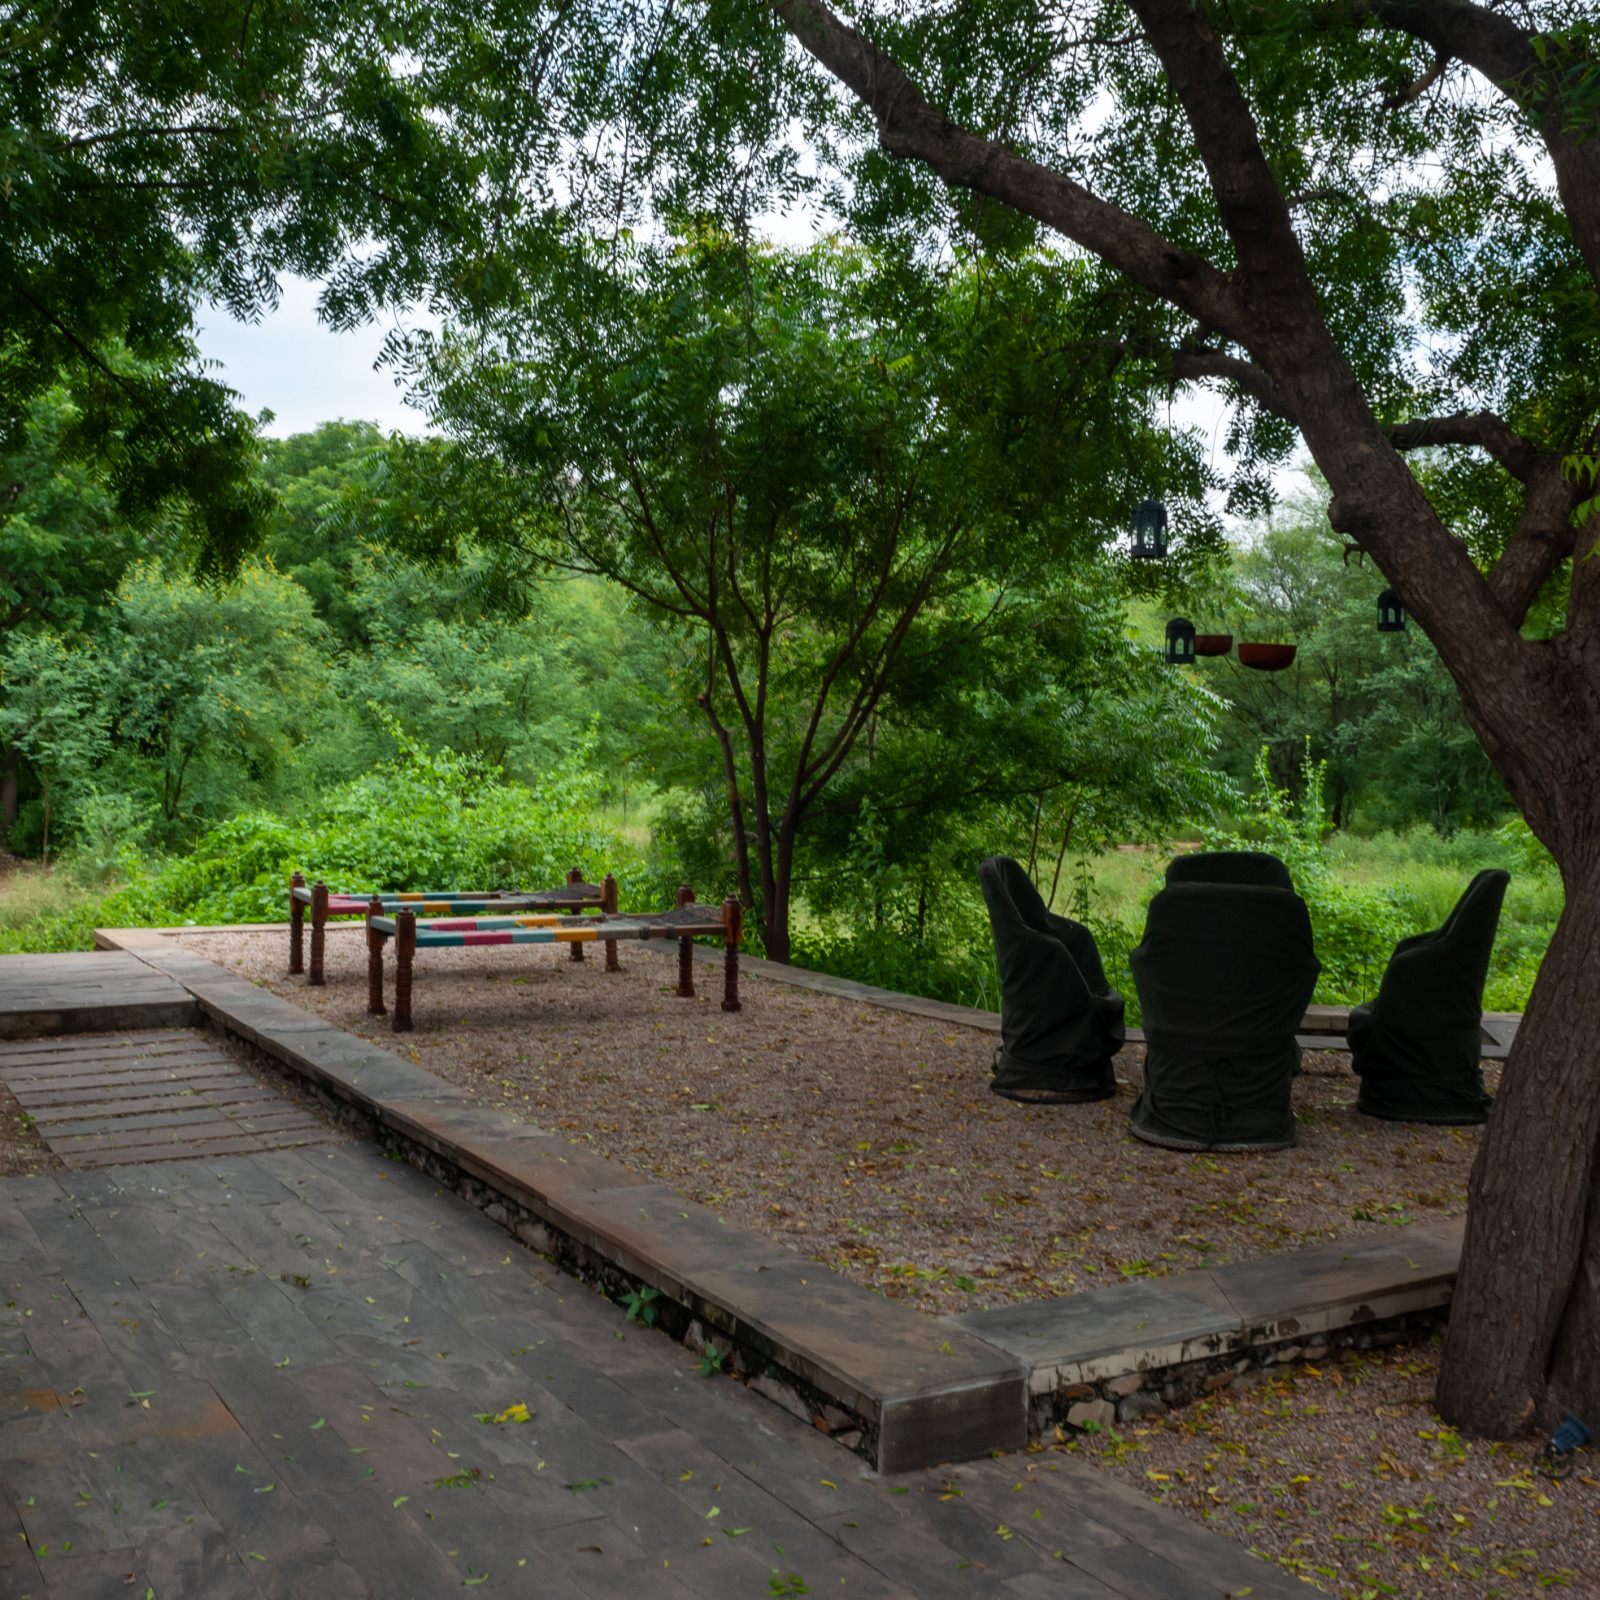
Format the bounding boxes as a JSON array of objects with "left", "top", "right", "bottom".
[{"left": 195, "top": 275, "right": 434, "bottom": 438}]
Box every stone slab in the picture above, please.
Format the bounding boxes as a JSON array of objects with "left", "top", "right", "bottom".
[
  {"left": 947, "top": 1219, "right": 1463, "bottom": 1396},
  {"left": 0, "top": 950, "right": 198, "bottom": 1038}
]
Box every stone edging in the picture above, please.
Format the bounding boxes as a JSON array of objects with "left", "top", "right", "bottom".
[{"left": 92, "top": 924, "right": 1467, "bottom": 1468}]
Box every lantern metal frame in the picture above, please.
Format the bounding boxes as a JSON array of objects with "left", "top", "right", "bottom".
[
  {"left": 1164, "top": 616, "right": 1197, "bottom": 666},
  {"left": 1131, "top": 499, "right": 1169, "bottom": 561},
  {"left": 1376, "top": 588, "right": 1406, "bottom": 633}
]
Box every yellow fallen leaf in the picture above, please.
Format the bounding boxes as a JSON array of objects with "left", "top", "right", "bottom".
[
  {"left": 820, "top": 1480, "right": 836, "bottom": 1490},
  {"left": 1303, "top": 1366, "right": 1322, "bottom": 1377}
]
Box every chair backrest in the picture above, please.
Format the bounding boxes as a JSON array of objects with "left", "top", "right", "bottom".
[
  {"left": 1381, "top": 868, "right": 1508, "bottom": 1015},
  {"left": 1131, "top": 881, "right": 1320, "bottom": 1050},
  {"left": 1165, "top": 850, "right": 1294, "bottom": 891},
  {"left": 978, "top": 856, "right": 1096, "bottom": 1006}
]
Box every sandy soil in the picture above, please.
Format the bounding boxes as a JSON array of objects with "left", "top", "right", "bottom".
[
  {"left": 182, "top": 928, "right": 1488, "bottom": 1317},
  {"left": 1065, "top": 1342, "right": 1600, "bottom": 1599}
]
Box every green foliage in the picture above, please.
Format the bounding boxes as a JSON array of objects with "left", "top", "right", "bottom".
[
  {"left": 2, "top": 0, "right": 588, "bottom": 571},
  {"left": 0, "top": 629, "right": 109, "bottom": 862},
  {"left": 6, "top": 721, "right": 639, "bottom": 942},
  {"left": 1196, "top": 487, "right": 1505, "bottom": 833},
  {"left": 1204, "top": 745, "right": 1419, "bottom": 1003},
  {"left": 110, "top": 562, "right": 333, "bottom": 834}
]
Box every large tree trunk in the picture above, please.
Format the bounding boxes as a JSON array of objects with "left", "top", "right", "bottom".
[
  {"left": 0, "top": 744, "right": 17, "bottom": 842},
  {"left": 1438, "top": 859, "right": 1600, "bottom": 1435}
]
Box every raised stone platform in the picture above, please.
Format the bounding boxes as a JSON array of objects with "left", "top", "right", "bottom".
[
  {"left": 91, "top": 923, "right": 1474, "bottom": 1474},
  {"left": 946, "top": 1218, "right": 1462, "bottom": 1432},
  {"left": 0, "top": 950, "right": 197, "bottom": 1039},
  {"left": 93, "top": 928, "right": 1025, "bottom": 1475}
]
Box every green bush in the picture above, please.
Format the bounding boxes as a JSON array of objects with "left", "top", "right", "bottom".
[{"left": 0, "top": 724, "right": 640, "bottom": 948}]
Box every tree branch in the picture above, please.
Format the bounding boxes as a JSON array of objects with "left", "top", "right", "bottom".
[
  {"left": 1385, "top": 410, "right": 1541, "bottom": 481},
  {"left": 771, "top": 0, "right": 1253, "bottom": 346}
]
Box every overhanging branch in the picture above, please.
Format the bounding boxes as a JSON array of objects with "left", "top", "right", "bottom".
[
  {"left": 1386, "top": 410, "right": 1540, "bottom": 481},
  {"left": 771, "top": 0, "right": 1253, "bottom": 346}
]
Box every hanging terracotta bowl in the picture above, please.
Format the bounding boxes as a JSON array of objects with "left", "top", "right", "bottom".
[
  {"left": 1193, "top": 634, "right": 1233, "bottom": 657},
  {"left": 1238, "top": 642, "right": 1297, "bottom": 672}
]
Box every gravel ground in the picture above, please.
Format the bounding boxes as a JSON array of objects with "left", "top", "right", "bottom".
[
  {"left": 0, "top": 1072, "right": 64, "bottom": 1176},
  {"left": 182, "top": 928, "right": 1488, "bottom": 1316},
  {"left": 1062, "top": 1342, "right": 1600, "bottom": 1599}
]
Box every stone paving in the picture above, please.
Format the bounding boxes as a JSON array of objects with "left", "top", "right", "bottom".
[{"left": 1, "top": 1139, "right": 1301, "bottom": 1599}]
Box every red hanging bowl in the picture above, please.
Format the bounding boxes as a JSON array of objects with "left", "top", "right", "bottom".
[
  {"left": 1238, "top": 642, "right": 1297, "bottom": 672},
  {"left": 1193, "top": 634, "right": 1233, "bottom": 657}
]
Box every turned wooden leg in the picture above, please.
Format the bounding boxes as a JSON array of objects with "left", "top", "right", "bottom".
[
  {"left": 289, "top": 870, "right": 306, "bottom": 975},
  {"left": 366, "top": 894, "right": 386, "bottom": 1015},
  {"left": 309, "top": 881, "right": 328, "bottom": 986},
  {"left": 393, "top": 910, "right": 415, "bottom": 1033},
  {"left": 721, "top": 896, "right": 743, "bottom": 1013}
]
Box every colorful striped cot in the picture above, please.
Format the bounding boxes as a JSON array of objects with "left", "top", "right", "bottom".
[
  {"left": 364, "top": 887, "right": 744, "bottom": 1031},
  {"left": 289, "top": 869, "right": 616, "bottom": 984}
]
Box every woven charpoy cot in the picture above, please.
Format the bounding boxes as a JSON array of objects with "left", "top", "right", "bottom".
[
  {"left": 363, "top": 886, "right": 745, "bottom": 1031},
  {"left": 288, "top": 869, "right": 616, "bottom": 984}
]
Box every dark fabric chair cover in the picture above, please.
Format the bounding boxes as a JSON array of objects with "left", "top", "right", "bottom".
[
  {"left": 1348, "top": 869, "right": 1508, "bottom": 1125},
  {"left": 1165, "top": 850, "right": 1294, "bottom": 891},
  {"left": 1128, "top": 882, "right": 1320, "bottom": 1150},
  {"left": 978, "top": 856, "right": 1124, "bottom": 1104}
]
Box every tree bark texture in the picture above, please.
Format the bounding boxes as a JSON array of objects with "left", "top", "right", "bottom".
[{"left": 773, "top": 0, "right": 1600, "bottom": 1436}]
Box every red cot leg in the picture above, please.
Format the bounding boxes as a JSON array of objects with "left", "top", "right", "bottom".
[
  {"left": 394, "top": 910, "right": 416, "bottom": 1033},
  {"left": 721, "top": 896, "right": 743, "bottom": 1013},
  {"left": 289, "top": 870, "right": 306, "bottom": 974},
  {"left": 567, "top": 866, "right": 586, "bottom": 960},
  {"left": 602, "top": 873, "right": 619, "bottom": 970},
  {"left": 309, "top": 881, "right": 328, "bottom": 986},
  {"left": 366, "top": 894, "right": 386, "bottom": 1015}
]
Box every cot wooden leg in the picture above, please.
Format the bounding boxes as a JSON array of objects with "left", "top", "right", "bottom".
[
  {"left": 366, "top": 894, "right": 386, "bottom": 1015},
  {"left": 289, "top": 870, "right": 305, "bottom": 974},
  {"left": 605, "top": 939, "right": 619, "bottom": 972},
  {"left": 570, "top": 937, "right": 585, "bottom": 963},
  {"left": 721, "top": 896, "right": 743, "bottom": 1013},
  {"left": 393, "top": 910, "right": 415, "bottom": 1033},
  {"left": 309, "top": 881, "right": 328, "bottom": 986},
  {"left": 678, "top": 936, "right": 695, "bottom": 998}
]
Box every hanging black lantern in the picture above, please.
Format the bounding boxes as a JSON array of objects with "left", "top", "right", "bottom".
[
  {"left": 1376, "top": 588, "right": 1406, "bottom": 633},
  {"left": 1131, "top": 499, "right": 1169, "bottom": 560},
  {"left": 1164, "top": 616, "right": 1196, "bottom": 666}
]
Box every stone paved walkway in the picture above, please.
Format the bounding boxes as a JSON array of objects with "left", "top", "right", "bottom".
[{"left": 0, "top": 1141, "right": 1300, "bottom": 1599}]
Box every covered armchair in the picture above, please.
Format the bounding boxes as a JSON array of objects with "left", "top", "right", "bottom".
[
  {"left": 1165, "top": 850, "right": 1294, "bottom": 890},
  {"left": 1348, "top": 868, "right": 1508, "bottom": 1125},
  {"left": 1128, "top": 881, "right": 1320, "bottom": 1150},
  {"left": 978, "top": 856, "right": 1125, "bottom": 1104}
]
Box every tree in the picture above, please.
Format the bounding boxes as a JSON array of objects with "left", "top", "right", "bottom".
[
  {"left": 729, "top": 0, "right": 1600, "bottom": 1436},
  {"left": 418, "top": 237, "right": 1217, "bottom": 960},
  {"left": 0, "top": 385, "right": 176, "bottom": 833},
  {"left": 0, "top": 631, "right": 107, "bottom": 864},
  {"left": 0, "top": 0, "right": 595, "bottom": 570},
  {"left": 1207, "top": 491, "right": 1503, "bottom": 831},
  {"left": 110, "top": 563, "right": 331, "bottom": 836}
]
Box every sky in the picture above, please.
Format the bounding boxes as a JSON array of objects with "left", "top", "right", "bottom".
[{"left": 195, "top": 275, "right": 434, "bottom": 438}]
